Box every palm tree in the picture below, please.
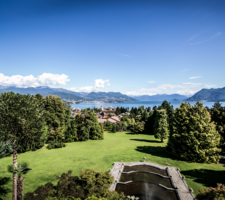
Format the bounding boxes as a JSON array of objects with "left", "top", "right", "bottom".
[{"left": 8, "top": 162, "right": 32, "bottom": 200}]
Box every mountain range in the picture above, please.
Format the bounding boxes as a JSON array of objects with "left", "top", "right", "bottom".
[
  {"left": 130, "top": 94, "right": 189, "bottom": 101},
  {"left": 186, "top": 87, "right": 225, "bottom": 101},
  {"left": 1, "top": 85, "right": 225, "bottom": 102},
  {"left": 0, "top": 85, "right": 137, "bottom": 102}
]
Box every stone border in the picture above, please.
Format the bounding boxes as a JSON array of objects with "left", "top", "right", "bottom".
[{"left": 109, "top": 161, "right": 195, "bottom": 200}]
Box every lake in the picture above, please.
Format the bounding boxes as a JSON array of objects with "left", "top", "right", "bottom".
[{"left": 71, "top": 101, "right": 224, "bottom": 110}]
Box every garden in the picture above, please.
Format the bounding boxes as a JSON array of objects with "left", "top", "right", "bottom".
[{"left": 1, "top": 131, "right": 225, "bottom": 199}]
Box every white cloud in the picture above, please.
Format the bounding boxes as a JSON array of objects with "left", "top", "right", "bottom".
[
  {"left": 69, "top": 79, "right": 110, "bottom": 93},
  {"left": 125, "top": 83, "right": 216, "bottom": 96},
  {"left": 189, "top": 76, "right": 202, "bottom": 79},
  {"left": 148, "top": 81, "right": 155, "bottom": 83},
  {"left": 0, "top": 73, "right": 70, "bottom": 88}
]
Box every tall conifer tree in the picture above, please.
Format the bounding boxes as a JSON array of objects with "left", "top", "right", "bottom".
[
  {"left": 154, "top": 109, "right": 169, "bottom": 142},
  {"left": 167, "top": 102, "right": 221, "bottom": 163}
]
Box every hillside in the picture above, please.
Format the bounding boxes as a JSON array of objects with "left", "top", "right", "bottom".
[
  {"left": 85, "top": 92, "right": 138, "bottom": 102},
  {"left": 130, "top": 94, "right": 188, "bottom": 101},
  {"left": 187, "top": 87, "right": 225, "bottom": 101},
  {"left": 41, "top": 92, "right": 84, "bottom": 101}
]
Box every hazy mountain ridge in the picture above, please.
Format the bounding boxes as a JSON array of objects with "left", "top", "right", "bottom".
[
  {"left": 129, "top": 94, "right": 188, "bottom": 101},
  {"left": 0, "top": 85, "right": 137, "bottom": 102},
  {"left": 187, "top": 87, "right": 225, "bottom": 101}
]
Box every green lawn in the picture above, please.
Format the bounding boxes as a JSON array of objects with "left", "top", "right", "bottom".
[{"left": 1, "top": 131, "right": 225, "bottom": 199}]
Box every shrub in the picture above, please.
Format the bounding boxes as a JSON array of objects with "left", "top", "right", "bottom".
[
  {"left": 0, "top": 141, "right": 13, "bottom": 159},
  {"left": 24, "top": 169, "right": 125, "bottom": 200},
  {"left": 0, "top": 177, "right": 11, "bottom": 199},
  {"left": 46, "top": 139, "right": 66, "bottom": 150},
  {"left": 196, "top": 183, "right": 225, "bottom": 200}
]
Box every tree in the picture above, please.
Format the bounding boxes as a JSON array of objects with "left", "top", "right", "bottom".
[
  {"left": 87, "top": 112, "right": 104, "bottom": 140},
  {"left": 167, "top": 102, "right": 221, "bottom": 163},
  {"left": 74, "top": 114, "right": 90, "bottom": 141},
  {"left": 0, "top": 91, "right": 46, "bottom": 200},
  {"left": 8, "top": 162, "right": 32, "bottom": 200},
  {"left": 112, "top": 124, "right": 116, "bottom": 133},
  {"left": 154, "top": 110, "right": 169, "bottom": 142},
  {"left": 133, "top": 121, "right": 145, "bottom": 133},
  {"left": 42, "top": 95, "right": 69, "bottom": 143},
  {"left": 210, "top": 102, "right": 225, "bottom": 155}
]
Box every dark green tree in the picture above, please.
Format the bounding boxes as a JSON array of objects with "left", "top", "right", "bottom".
[
  {"left": 0, "top": 92, "right": 46, "bottom": 200},
  {"left": 167, "top": 102, "right": 221, "bottom": 163},
  {"left": 74, "top": 114, "right": 90, "bottom": 141},
  {"left": 42, "top": 95, "right": 69, "bottom": 144},
  {"left": 87, "top": 112, "right": 104, "bottom": 140},
  {"left": 210, "top": 102, "right": 225, "bottom": 154},
  {"left": 154, "top": 110, "right": 169, "bottom": 142},
  {"left": 112, "top": 124, "right": 117, "bottom": 133},
  {"left": 64, "top": 118, "right": 77, "bottom": 142}
]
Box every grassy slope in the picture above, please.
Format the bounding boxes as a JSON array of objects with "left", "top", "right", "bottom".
[{"left": 0, "top": 131, "right": 225, "bottom": 199}]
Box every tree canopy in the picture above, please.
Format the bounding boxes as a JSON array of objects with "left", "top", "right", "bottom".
[{"left": 167, "top": 102, "right": 221, "bottom": 163}]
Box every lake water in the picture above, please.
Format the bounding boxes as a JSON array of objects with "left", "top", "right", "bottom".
[{"left": 71, "top": 101, "right": 224, "bottom": 110}]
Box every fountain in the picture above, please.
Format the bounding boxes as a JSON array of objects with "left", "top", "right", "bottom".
[{"left": 109, "top": 160, "right": 195, "bottom": 200}]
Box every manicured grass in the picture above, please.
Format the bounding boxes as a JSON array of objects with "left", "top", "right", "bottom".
[{"left": 0, "top": 131, "right": 225, "bottom": 199}]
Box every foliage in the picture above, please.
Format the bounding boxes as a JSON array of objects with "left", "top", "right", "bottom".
[
  {"left": 0, "top": 92, "right": 46, "bottom": 153},
  {"left": 74, "top": 114, "right": 90, "bottom": 141},
  {"left": 7, "top": 161, "right": 32, "bottom": 178},
  {"left": 167, "top": 102, "right": 221, "bottom": 163},
  {"left": 210, "top": 102, "right": 225, "bottom": 154},
  {"left": 46, "top": 139, "right": 66, "bottom": 150},
  {"left": 87, "top": 112, "right": 104, "bottom": 140},
  {"left": 133, "top": 121, "right": 145, "bottom": 133},
  {"left": 196, "top": 183, "right": 225, "bottom": 200},
  {"left": 24, "top": 169, "right": 124, "bottom": 200},
  {"left": 154, "top": 109, "right": 169, "bottom": 142},
  {"left": 0, "top": 177, "right": 10, "bottom": 199},
  {"left": 112, "top": 124, "right": 117, "bottom": 133},
  {"left": 42, "top": 95, "right": 70, "bottom": 143},
  {"left": 0, "top": 141, "right": 13, "bottom": 159},
  {"left": 64, "top": 119, "right": 77, "bottom": 143}
]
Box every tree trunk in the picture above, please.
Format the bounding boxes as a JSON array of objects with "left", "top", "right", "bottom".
[
  {"left": 17, "top": 177, "right": 24, "bottom": 200},
  {"left": 13, "top": 140, "right": 17, "bottom": 200},
  {"left": 161, "top": 138, "right": 163, "bottom": 143}
]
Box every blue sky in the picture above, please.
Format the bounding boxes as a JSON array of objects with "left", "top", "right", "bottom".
[{"left": 0, "top": 0, "right": 225, "bottom": 96}]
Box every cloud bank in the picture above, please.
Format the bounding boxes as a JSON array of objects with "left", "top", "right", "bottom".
[
  {"left": 0, "top": 73, "right": 70, "bottom": 88},
  {"left": 69, "top": 79, "right": 110, "bottom": 93},
  {"left": 125, "top": 82, "right": 216, "bottom": 96}
]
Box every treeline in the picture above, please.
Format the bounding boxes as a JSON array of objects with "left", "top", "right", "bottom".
[
  {"left": 0, "top": 92, "right": 104, "bottom": 155},
  {"left": 104, "top": 100, "right": 225, "bottom": 163}
]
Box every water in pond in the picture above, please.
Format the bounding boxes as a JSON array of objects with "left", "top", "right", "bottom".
[
  {"left": 116, "top": 182, "right": 178, "bottom": 200},
  {"left": 123, "top": 165, "right": 168, "bottom": 176},
  {"left": 120, "top": 172, "right": 173, "bottom": 188}
]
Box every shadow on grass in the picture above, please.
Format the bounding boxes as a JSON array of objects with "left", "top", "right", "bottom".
[
  {"left": 135, "top": 146, "right": 171, "bottom": 159},
  {"left": 125, "top": 132, "right": 152, "bottom": 135},
  {"left": 130, "top": 139, "right": 162, "bottom": 143},
  {"left": 181, "top": 169, "right": 225, "bottom": 188}
]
